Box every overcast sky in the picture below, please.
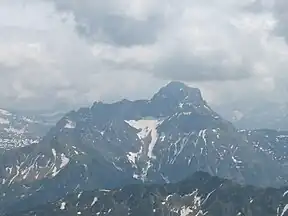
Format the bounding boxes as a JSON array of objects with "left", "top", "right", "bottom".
[{"left": 1, "top": 0, "right": 288, "bottom": 110}]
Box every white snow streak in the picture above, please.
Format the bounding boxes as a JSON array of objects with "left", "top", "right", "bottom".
[
  {"left": 91, "top": 197, "right": 98, "bottom": 206},
  {"left": 112, "top": 162, "right": 123, "bottom": 171},
  {"left": 232, "top": 156, "right": 242, "bottom": 164},
  {"left": 280, "top": 204, "right": 288, "bottom": 216},
  {"left": 199, "top": 129, "right": 208, "bottom": 146},
  {"left": 77, "top": 192, "right": 83, "bottom": 199},
  {"left": 52, "top": 148, "right": 56, "bottom": 158},
  {"left": 51, "top": 166, "right": 60, "bottom": 177},
  {"left": 125, "top": 119, "right": 162, "bottom": 159},
  {"left": 160, "top": 173, "right": 170, "bottom": 183},
  {"left": 60, "top": 153, "right": 70, "bottom": 169}
]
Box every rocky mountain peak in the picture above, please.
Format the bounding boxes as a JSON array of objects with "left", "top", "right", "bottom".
[
  {"left": 152, "top": 81, "right": 203, "bottom": 104},
  {"left": 1, "top": 83, "right": 288, "bottom": 215},
  {"left": 148, "top": 81, "right": 214, "bottom": 117},
  {"left": 87, "top": 82, "right": 212, "bottom": 120}
]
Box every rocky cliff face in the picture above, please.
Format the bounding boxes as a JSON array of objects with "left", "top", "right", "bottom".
[
  {"left": 0, "top": 82, "right": 287, "bottom": 214},
  {"left": 0, "top": 109, "right": 61, "bottom": 150},
  {"left": 6, "top": 172, "right": 288, "bottom": 216}
]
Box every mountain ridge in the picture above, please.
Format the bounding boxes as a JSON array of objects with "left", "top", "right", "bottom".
[
  {"left": 0, "top": 82, "right": 287, "bottom": 214},
  {"left": 0, "top": 109, "right": 62, "bottom": 150},
  {"left": 6, "top": 171, "right": 288, "bottom": 216}
]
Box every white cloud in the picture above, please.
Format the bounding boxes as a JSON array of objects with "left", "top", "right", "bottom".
[{"left": 1, "top": 0, "right": 288, "bottom": 110}]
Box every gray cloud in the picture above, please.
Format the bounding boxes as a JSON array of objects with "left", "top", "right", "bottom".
[
  {"left": 46, "top": 0, "right": 163, "bottom": 47},
  {"left": 273, "top": 0, "right": 288, "bottom": 42},
  {"left": 244, "top": 0, "right": 288, "bottom": 43},
  {"left": 244, "top": 0, "right": 273, "bottom": 13},
  {"left": 153, "top": 50, "right": 253, "bottom": 82},
  {"left": 1, "top": 0, "right": 288, "bottom": 110},
  {"left": 75, "top": 15, "right": 162, "bottom": 47},
  {"left": 45, "top": 0, "right": 269, "bottom": 82}
]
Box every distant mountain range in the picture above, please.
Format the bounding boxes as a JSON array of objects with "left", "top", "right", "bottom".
[
  {"left": 214, "top": 100, "right": 288, "bottom": 130},
  {"left": 0, "top": 82, "right": 287, "bottom": 215},
  {"left": 0, "top": 109, "right": 62, "bottom": 150},
  {"left": 6, "top": 172, "right": 288, "bottom": 216}
]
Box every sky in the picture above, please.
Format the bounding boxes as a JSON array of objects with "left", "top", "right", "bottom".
[{"left": 1, "top": 0, "right": 288, "bottom": 110}]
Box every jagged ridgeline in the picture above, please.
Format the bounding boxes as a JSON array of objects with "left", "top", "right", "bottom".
[
  {"left": 6, "top": 172, "right": 288, "bottom": 216},
  {"left": 0, "top": 82, "right": 287, "bottom": 214}
]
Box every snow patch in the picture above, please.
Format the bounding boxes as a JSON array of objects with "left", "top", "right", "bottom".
[
  {"left": 159, "top": 133, "right": 166, "bottom": 142},
  {"left": 180, "top": 206, "right": 193, "bottom": 216},
  {"left": 52, "top": 149, "right": 57, "bottom": 158},
  {"left": 91, "top": 197, "right": 98, "bottom": 206},
  {"left": 280, "top": 204, "right": 288, "bottom": 216},
  {"left": 133, "top": 173, "right": 140, "bottom": 179},
  {"left": 64, "top": 119, "right": 76, "bottom": 129},
  {"left": 232, "top": 156, "right": 242, "bottom": 164},
  {"left": 99, "top": 189, "right": 110, "bottom": 192},
  {"left": 4, "top": 127, "right": 25, "bottom": 134},
  {"left": 60, "top": 202, "right": 66, "bottom": 210},
  {"left": 160, "top": 173, "right": 170, "bottom": 183},
  {"left": 199, "top": 129, "right": 207, "bottom": 146},
  {"left": 112, "top": 162, "right": 123, "bottom": 171},
  {"left": 60, "top": 153, "right": 70, "bottom": 169},
  {"left": 182, "top": 112, "right": 192, "bottom": 115},
  {"left": 278, "top": 135, "right": 288, "bottom": 138},
  {"left": 51, "top": 166, "right": 61, "bottom": 177},
  {"left": 202, "top": 189, "right": 216, "bottom": 204},
  {"left": 127, "top": 152, "right": 138, "bottom": 165},
  {"left": 22, "top": 117, "right": 38, "bottom": 123},
  {"left": 133, "top": 160, "right": 152, "bottom": 182},
  {"left": 125, "top": 119, "right": 163, "bottom": 159},
  {"left": 77, "top": 192, "right": 83, "bottom": 199},
  {"left": 0, "top": 109, "right": 11, "bottom": 116},
  {"left": 6, "top": 167, "right": 12, "bottom": 174},
  {"left": 0, "top": 117, "right": 9, "bottom": 124}
]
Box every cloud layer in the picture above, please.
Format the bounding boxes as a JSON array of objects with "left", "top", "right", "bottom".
[{"left": 1, "top": 0, "right": 288, "bottom": 110}]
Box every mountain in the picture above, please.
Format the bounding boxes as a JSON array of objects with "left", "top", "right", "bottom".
[
  {"left": 213, "top": 100, "right": 288, "bottom": 130},
  {"left": 239, "top": 129, "right": 288, "bottom": 168},
  {"left": 0, "top": 81, "right": 287, "bottom": 214},
  {"left": 6, "top": 172, "right": 288, "bottom": 216},
  {"left": 0, "top": 109, "right": 61, "bottom": 150}
]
